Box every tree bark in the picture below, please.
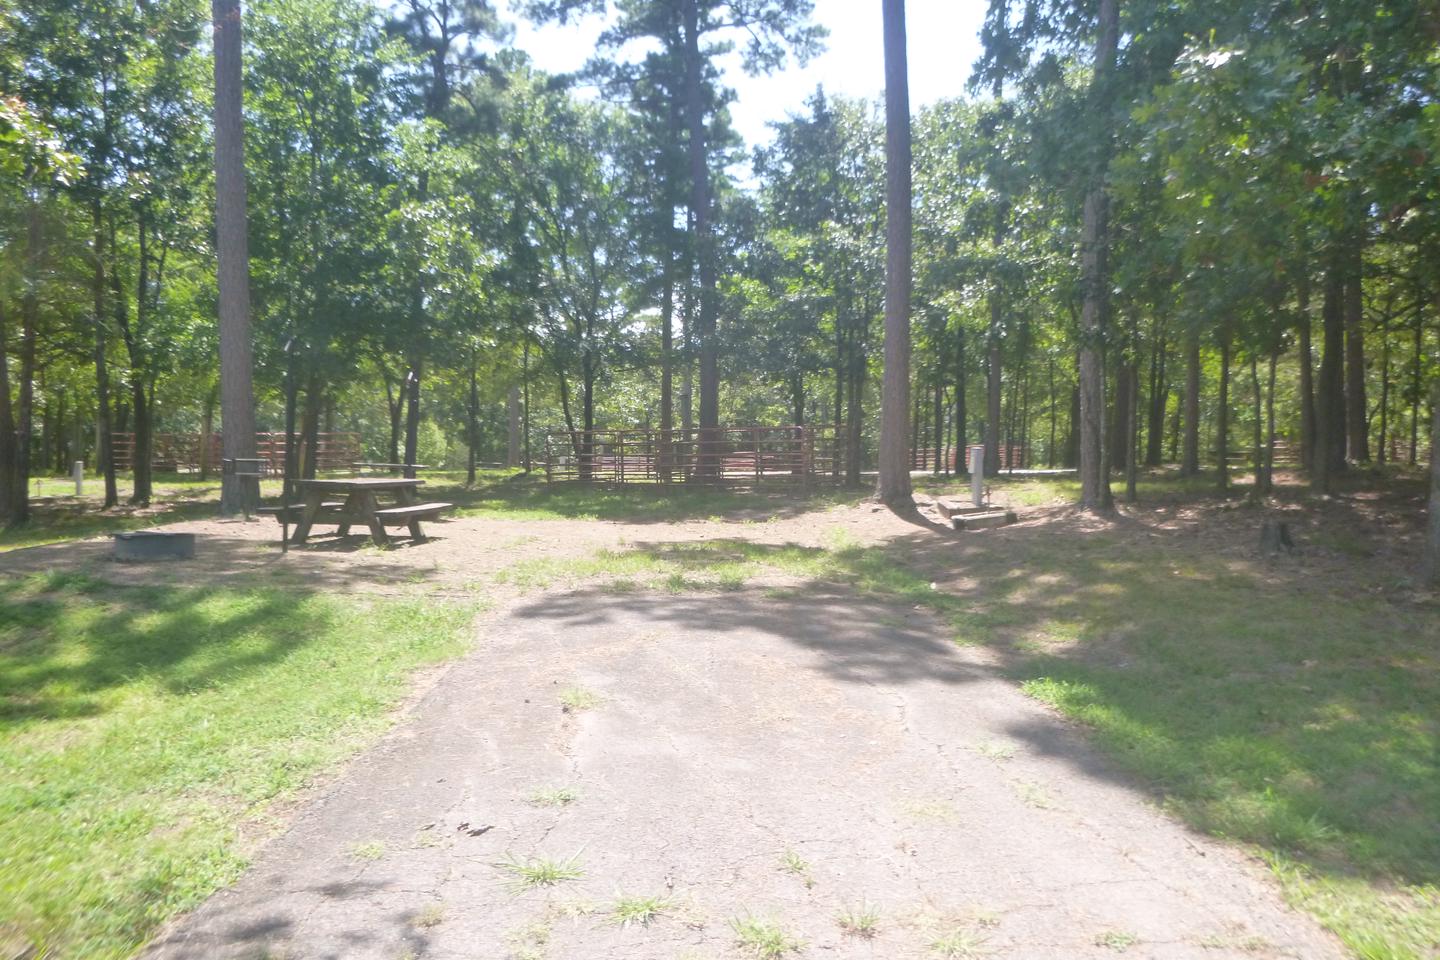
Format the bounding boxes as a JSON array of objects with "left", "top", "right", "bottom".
[
  {"left": 681, "top": 0, "right": 719, "bottom": 476},
  {"left": 15, "top": 200, "right": 42, "bottom": 523},
  {"left": 985, "top": 281, "right": 1003, "bottom": 477},
  {"left": 1314, "top": 264, "right": 1347, "bottom": 492},
  {"left": 1181, "top": 332, "right": 1201, "bottom": 475},
  {"left": 1411, "top": 315, "right": 1423, "bottom": 465},
  {"left": 875, "top": 0, "right": 913, "bottom": 508},
  {"left": 1124, "top": 361, "right": 1139, "bottom": 502},
  {"left": 1344, "top": 239, "right": 1368, "bottom": 461},
  {"left": 213, "top": 0, "right": 259, "bottom": 515},
  {"left": 91, "top": 204, "right": 118, "bottom": 507},
  {"left": 0, "top": 299, "right": 17, "bottom": 525},
  {"left": 1297, "top": 275, "right": 1316, "bottom": 470},
  {"left": 1145, "top": 320, "right": 1167, "bottom": 466},
  {"left": 507, "top": 382, "right": 521, "bottom": 470},
  {"left": 402, "top": 356, "right": 421, "bottom": 477},
  {"left": 954, "top": 325, "right": 966, "bottom": 472},
  {"left": 1076, "top": 0, "right": 1118, "bottom": 513},
  {"left": 1216, "top": 327, "right": 1231, "bottom": 492}
]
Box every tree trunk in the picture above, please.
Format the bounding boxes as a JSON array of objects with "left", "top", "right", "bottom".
[
  {"left": 1344, "top": 239, "right": 1369, "bottom": 461},
  {"left": 1314, "top": 264, "right": 1347, "bottom": 492},
  {"left": 681, "top": 0, "right": 719, "bottom": 476},
  {"left": 1378, "top": 310, "right": 1390, "bottom": 465},
  {"left": 1264, "top": 350, "right": 1278, "bottom": 493},
  {"left": 954, "top": 325, "right": 966, "bottom": 472},
  {"left": 1145, "top": 320, "right": 1167, "bottom": 466},
  {"left": 402, "top": 356, "right": 421, "bottom": 477},
  {"left": 507, "top": 382, "right": 521, "bottom": 470},
  {"left": 11, "top": 200, "right": 43, "bottom": 525},
  {"left": 1124, "top": 361, "right": 1139, "bottom": 503},
  {"left": 0, "top": 299, "right": 17, "bottom": 525},
  {"left": 1181, "top": 332, "right": 1201, "bottom": 475},
  {"left": 91, "top": 203, "right": 117, "bottom": 507},
  {"left": 467, "top": 350, "right": 479, "bottom": 484},
  {"left": 1110, "top": 359, "right": 1131, "bottom": 477},
  {"left": 932, "top": 376, "right": 944, "bottom": 476},
  {"left": 199, "top": 385, "right": 217, "bottom": 481},
  {"left": 213, "top": 0, "right": 258, "bottom": 515},
  {"left": 1298, "top": 276, "right": 1316, "bottom": 470},
  {"left": 660, "top": 249, "right": 675, "bottom": 480},
  {"left": 875, "top": 0, "right": 913, "bottom": 508},
  {"left": 1215, "top": 328, "right": 1230, "bottom": 493},
  {"left": 846, "top": 345, "right": 864, "bottom": 486},
  {"left": 1411, "top": 316, "right": 1423, "bottom": 465},
  {"left": 1065, "top": 384, "right": 1080, "bottom": 469},
  {"left": 130, "top": 377, "right": 152, "bottom": 504},
  {"left": 301, "top": 375, "right": 321, "bottom": 480},
  {"left": 985, "top": 288, "right": 1002, "bottom": 477},
  {"left": 1047, "top": 356, "right": 1057, "bottom": 468},
  {"left": 523, "top": 337, "right": 532, "bottom": 472},
  {"left": 1250, "top": 351, "right": 1264, "bottom": 494},
  {"left": 1075, "top": 0, "right": 1118, "bottom": 513}
]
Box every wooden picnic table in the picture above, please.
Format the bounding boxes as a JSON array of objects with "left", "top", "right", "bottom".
[{"left": 290, "top": 477, "right": 434, "bottom": 546}]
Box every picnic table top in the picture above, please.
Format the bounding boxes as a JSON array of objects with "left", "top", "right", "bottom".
[
  {"left": 352, "top": 462, "right": 433, "bottom": 469},
  {"left": 296, "top": 477, "right": 426, "bottom": 491}
]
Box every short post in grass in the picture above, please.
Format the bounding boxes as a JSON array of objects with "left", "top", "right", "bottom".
[
  {"left": 968, "top": 445, "right": 985, "bottom": 507},
  {"left": 73, "top": 460, "right": 84, "bottom": 496}
]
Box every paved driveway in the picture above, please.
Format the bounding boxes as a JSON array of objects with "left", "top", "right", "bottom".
[{"left": 145, "top": 588, "right": 1340, "bottom": 960}]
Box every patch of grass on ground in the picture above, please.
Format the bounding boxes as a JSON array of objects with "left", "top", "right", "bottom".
[
  {"left": 729, "top": 914, "right": 804, "bottom": 958},
  {"left": 496, "top": 853, "right": 584, "bottom": 892},
  {"left": 608, "top": 893, "right": 670, "bottom": 927},
  {"left": 0, "top": 572, "right": 475, "bottom": 959}
]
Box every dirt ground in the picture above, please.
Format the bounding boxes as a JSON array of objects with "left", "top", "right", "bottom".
[{"left": 7, "top": 481, "right": 1414, "bottom": 959}]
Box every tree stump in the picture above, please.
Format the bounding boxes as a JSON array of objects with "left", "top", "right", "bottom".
[{"left": 1259, "top": 520, "right": 1296, "bottom": 556}]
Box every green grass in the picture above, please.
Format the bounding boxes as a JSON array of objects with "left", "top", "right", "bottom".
[
  {"left": 0, "top": 572, "right": 475, "bottom": 959},
  {"left": 608, "top": 893, "right": 670, "bottom": 927},
  {"left": 526, "top": 786, "right": 580, "bottom": 807},
  {"left": 836, "top": 902, "right": 880, "bottom": 939},
  {"left": 729, "top": 915, "right": 804, "bottom": 958},
  {"left": 777, "top": 849, "right": 815, "bottom": 888},
  {"left": 929, "top": 928, "right": 989, "bottom": 957},
  {"left": 496, "top": 853, "right": 585, "bottom": 892}
]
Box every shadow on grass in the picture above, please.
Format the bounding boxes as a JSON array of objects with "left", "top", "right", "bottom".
[
  {"left": 0, "top": 573, "right": 335, "bottom": 726},
  {"left": 427, "top": 471, "right": 871, "bottom": 523}
]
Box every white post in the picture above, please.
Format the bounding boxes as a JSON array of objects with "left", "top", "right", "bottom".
[
  {"left": 73, "top": 460, "right": 85, "bottom": 496},
  {"left": 968, "top": 445, "right": 984, "bottom": 508}
]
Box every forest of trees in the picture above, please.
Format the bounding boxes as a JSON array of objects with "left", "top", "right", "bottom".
[{"left": 2, "top": 0, "right": 1438, "bottom": 523}]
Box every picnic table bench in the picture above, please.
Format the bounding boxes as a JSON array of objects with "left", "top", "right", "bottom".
[{"left": 270, "top": 478, "right": 453, "bottom": 546}]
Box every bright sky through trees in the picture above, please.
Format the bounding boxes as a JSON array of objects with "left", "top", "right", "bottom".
[{"left": 498, "top": 0, "right": 985, "bottom": 148}]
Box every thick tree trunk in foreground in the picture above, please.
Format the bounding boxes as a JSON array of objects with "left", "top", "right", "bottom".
[
  {"left": 1076, "top": 0, "right": 1118, "bottom": 513},
  {"left": 875, "top": 0, "right": 913, "bottom": 508},
  {"left": 213, "top": 0, "right": 258, "bottom": 515}
]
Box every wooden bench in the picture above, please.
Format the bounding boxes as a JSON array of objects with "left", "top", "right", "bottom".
[
  {"left": 371, "top": 501, "right": 454, "bottom": 540},
  {"left": 258, "top": 501, "right": 343, "bottom": 523}
]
